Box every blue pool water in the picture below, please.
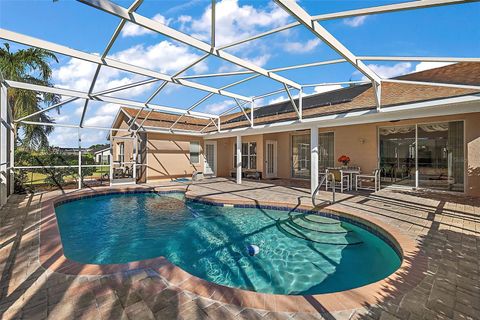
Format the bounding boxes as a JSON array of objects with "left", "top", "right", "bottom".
[{"left": 55, "top": 192, "right": 401, "bottom": 295}]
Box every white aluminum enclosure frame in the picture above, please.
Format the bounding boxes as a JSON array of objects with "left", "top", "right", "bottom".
[{"left": 0, "top": 0, "right": 478, "bottom": 192}]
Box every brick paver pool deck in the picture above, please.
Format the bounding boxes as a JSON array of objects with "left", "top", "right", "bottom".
[{"left": 0, "top": 178, "right": 479, "bottom": 319}]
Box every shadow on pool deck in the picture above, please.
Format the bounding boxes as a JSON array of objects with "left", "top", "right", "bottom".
[{"left": 351, "top": 199, "right": 479, "bottom": 319}]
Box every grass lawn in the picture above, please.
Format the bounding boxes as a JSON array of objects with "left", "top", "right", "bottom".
[{"left": 24, "top": 168, "right": 110, "bottom": 185}]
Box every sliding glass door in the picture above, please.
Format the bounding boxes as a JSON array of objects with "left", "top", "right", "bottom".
[
  {"left": 417, "top": 121, "right": 464, "bottom": 191},
  {"left": 379, "top": 121, "right": 464, "bottom": 192},
  {"left": 379, "top": 125, "right": 416, "bottom": 187}
]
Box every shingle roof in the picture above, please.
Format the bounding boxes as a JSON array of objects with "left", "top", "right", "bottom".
[
  {"left": 121, "top": 107, "right": 210, "bottom": 131},
  {"left": 117, "top": 62, "right": 480, "bottom": 133},
  {"left": 396, "top": 62, "right": 480, "bottom": 85},
  {"left": 213, "top": 62, "right": 480, "bottom": 131}
]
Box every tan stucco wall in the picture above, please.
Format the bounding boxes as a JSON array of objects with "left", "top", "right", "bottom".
[
  {"left": 465, "top": 113, "right": 480, "bottom": 196},
  {"left": 212, "top": 134, "right": 264, "bottom": 178},
  {"left": 215, "top": 137, "right": 234, "bottom": 177},
  {"left": 111, "top": 111, "right": 479, "bottom": 195},
  {"left": 146, "top": 133, "right": 204, "bottom": 182}
]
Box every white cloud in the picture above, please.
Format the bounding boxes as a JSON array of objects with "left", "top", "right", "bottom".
[
  {"left": 357, "top": 61, "right": 453, "bottom": 81},
  {"left": 268, "top": 95, "right": 288, "bottom": 105},
  {"left": 53, "top": 40, "right": 208, "bottom": 95},
  {"left": 113, "top": 42, "right": 208, "bottom": 74},
  {"left": 359, "top": 62, "right": 412, "bottom": 80},
  {"left": 414, "top": 62, "right": 453, "bottom": 73},
  {"left": 284, "top": 38, "right": 321, "bottom": 53},
  {"left": 178, "top": 15, "right": 192, "bottom": 29},
  {"left": 203, "top": 100, "right": 235, "bottom": 114},
  {"left": 313, "top": 84, "right": 343, "bottom": 94},
  {"left": 182, "top": 0, "right": 290, "bottom": 47},
  {"left": 343, "top": 16, "right": 368, "bottom": 27},
  {"left": 46, "top": 102, "right": 120, "bottom": 147},
  {"left": 122, "top": 14, "right": 171, "bottom": 37},
  {"left": 83, "top": 115, "right": 115, "bottom": 128},
  {"left": 246, "top": 54, "right": 270, "bottom": 68}
]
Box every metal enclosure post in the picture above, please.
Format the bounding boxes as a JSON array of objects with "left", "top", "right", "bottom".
[
  {"left": 250, "top": 100, "right": 254, "bottom": 127},
  {"left": 236, "top": 135, "right": 242, "bottom": 184},
  {"left": 78, "top": 129, "right": 82, "bottom": 189},
  {"left": 310, "top": 126, "right": 319, "bottom": 197},
  {"left": 133, "top": 133, "right": 138, "bottom": 182},
  {"left": 109, "top": 130, "right": 113, "bottom": 186},
  {"left": 298, "top": 88, "right": 303, "bottom": 121},
  {"left": 415, "top": 124, "right": 419, "bottom": 189}
]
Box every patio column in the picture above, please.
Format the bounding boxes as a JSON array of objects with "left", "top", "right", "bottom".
[
  {"left": 310, "top": 126, "right": 319, "bottom": 197},
  {"left": 0, "top": 84, "right": 7, "bottom": 207},
  {"left": 9, "top": 124, "right": 15, "bottom": 195},
  {"left": 236, "top": 135, "right": 242, "bottom": 184}
]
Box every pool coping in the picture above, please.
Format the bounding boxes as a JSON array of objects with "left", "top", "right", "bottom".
[{"left": 39, "top": 185, "right": 426, "bottom": 313}]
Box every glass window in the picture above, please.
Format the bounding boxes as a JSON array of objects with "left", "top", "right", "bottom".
[
  {"left": 234, "top": 142, "right": 257, "bottom": 169},
  {"left": 292, "top": 134, "right": 310, "bottom": 178},
  {"left": 118, "top": 143, "right": 125, "bottom": 163},
  {"left": 249, "top": 142, "right": 257, "bottom": 170},
  {"left": 291, "top": 133, "right": 334, "bottom": 178},
  {"left": 319, "top": 132, "right": 334, "bottom": 172},
  {"left": 190, "top": 141, "right": 200, "bottom": 164}
]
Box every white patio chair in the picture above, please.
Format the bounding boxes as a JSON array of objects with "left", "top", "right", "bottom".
[
  {"left": 318, "top": 169, "right": 328, "bottom": 183},
  {"left": 326, "top": 169, "right": 350, "bottom": 193},
  {"left": 355, "top": 169, "right": 381, "bottom": 192}
]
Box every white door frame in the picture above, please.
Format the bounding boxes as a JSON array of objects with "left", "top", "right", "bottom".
[
  {"left": 265, "top": 140, "right": 277, "bottom": 178},
  {"left": 204, "top": 141, "right": 217, "bottom": 176}
]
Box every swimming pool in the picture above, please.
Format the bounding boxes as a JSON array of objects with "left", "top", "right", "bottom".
[{"left": 55, "top": 192, "right": 401, "bottom": 295}]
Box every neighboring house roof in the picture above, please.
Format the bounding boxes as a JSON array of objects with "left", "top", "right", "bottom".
[
  {"left": 94, "top": 147, "right": 110, "bottom": 155},
  {"left": 113, "top": 62, "right": 480, "bottom": 133}
]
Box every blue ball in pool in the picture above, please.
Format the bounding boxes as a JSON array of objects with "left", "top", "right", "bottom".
[{"left": 246, "top": 244, "right": 260, "bottom": 256}]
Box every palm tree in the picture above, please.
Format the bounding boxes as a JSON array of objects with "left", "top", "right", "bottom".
[{"left": 0, "top": 43, "right": 60, "bottom": 149}]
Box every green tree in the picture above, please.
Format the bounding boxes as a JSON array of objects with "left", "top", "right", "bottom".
[{"left": 0, "top": 43, "right": 60, "bottom": 149}]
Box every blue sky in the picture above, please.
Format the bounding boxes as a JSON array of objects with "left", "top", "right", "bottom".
[{"left": 1, "top": 0, "right": 479, "bottom": 147}]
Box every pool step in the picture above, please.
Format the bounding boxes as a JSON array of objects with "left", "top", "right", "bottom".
[
  {"left": 276, "top": 220, "right": 363, "bottom": 246},
  {"left": 288, "top": 216, "right": 351, "bottom": 234},
  {"left": 301, "top": 214, "right": 340, "bottom": 225}
]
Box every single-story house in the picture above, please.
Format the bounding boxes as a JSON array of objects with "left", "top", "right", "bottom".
[
  {"left": 94, "top": 147, "right": 110, "bottom": 164},
  {"left": 109, "top": 63, "right": 480, "bottom": 196}
]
